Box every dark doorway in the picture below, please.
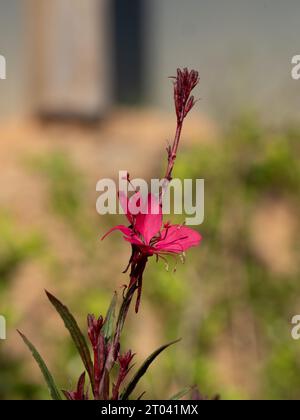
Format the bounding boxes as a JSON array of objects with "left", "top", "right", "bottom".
[{"left": 112, "top": 0, "right": 145, "bottom": 105}]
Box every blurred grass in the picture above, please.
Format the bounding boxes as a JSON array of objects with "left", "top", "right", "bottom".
[
  {"left": 0, "top": 213, "right": 44, "bottom": 289},
  {"left": 1, "top": 115, "right": 300, "bottom": 399},
  {"left": 0, "top": 213, "right": 45, "bottom": 399}
]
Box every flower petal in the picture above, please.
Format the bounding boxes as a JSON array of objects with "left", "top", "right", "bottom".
[
  {"left": 118, "top": 191, "right": 141, "bottom": 224},
  {"left": 101, "top": 225, "right": 133, "bottom": 241},
  {"left": 123, "top": 235, "right": 145, "bottom": 247},
  {"left": 134, "top": 194, "right": 162, "bottom": 244},
  {"left": 155, "top": 225, "right": 202, "bottom": 253}
]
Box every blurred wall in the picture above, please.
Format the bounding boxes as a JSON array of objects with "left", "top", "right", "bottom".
[
  {"left": 35, "top": 0, "right": 112, "bottom": 119},
  {"left": 0, "top": 0, "right": 28, "bottom": 119},
  {"left": 145, "top": 0, "right": 300, "bottom": 123},
  {"left": 1, "top": 0, "right": 300, "bottom": 123}
]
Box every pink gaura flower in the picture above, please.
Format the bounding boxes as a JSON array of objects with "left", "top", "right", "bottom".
[
  {"left": 102, "top": 192, "right": 202, "bottom": 313},
  {"left": 102, "top": 192, "right": 202, "bottom": 257}
]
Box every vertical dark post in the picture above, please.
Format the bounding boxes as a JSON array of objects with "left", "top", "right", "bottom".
[{"left": 113, "top": 0, "right": 145, "bottom": 104}]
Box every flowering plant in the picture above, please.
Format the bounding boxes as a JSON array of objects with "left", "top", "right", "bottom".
[{"left": 19, "top": 68, "right": 212, "bottom": 400}]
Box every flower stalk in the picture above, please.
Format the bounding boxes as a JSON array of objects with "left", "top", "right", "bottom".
[
  {"left": 164, "top": 68, "right": 199, "bottom": 185},
  {"left": 19, "top": 68, "right": 210, "bottom": 401}
]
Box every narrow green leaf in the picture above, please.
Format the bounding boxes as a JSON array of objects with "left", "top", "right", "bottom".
[
  {"left": 18, "top": 330, "right": 62, "bottom": 400},
  {"left": 137, "top": 391, "right": 146, "bottom": 400},
  {"left": 120, "top": 339, "right": 181, "bottom": 400},
  {"left": 45, "top": 291, "right": 94, "bottom": 389},
  {"left": 170, "top": 386, "right": 193, "bottom": 400},
  {"left": 103, "top": 292, "right": 117, "bottom": 342}
]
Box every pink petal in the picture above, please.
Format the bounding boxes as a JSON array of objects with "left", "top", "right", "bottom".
[
  {"left": 123, "top": 235, "right": 144, "bottom": 247},
  {"left": 155, "top": 225, "right": 202, "bottom": 254},
  {"left": 118, "top": 191, "right": 141, "bottom": 224},
  {"left": 134, "top": 194, "right": 162, "bottom": 244},
  {"left": 101, "top": 225, "right": 133, "bottom": 240},
  {"left": 123, "top": 237, "right": 154, "bottom": 257}
]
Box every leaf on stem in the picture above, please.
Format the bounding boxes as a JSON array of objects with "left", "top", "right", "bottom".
[
  {"left": 45, "top": 290, "right": 94, "bottom": 389},
  {"left": 120, "top": 339, "right": 181, "bottom": 400},
  {"left": 169, "top": 386, "right": 193, "bottom": 400},
  {"left": 18, "top": 330, "right": 62, "bottom": 400},
  {"left": 103, "top": 292, "right": 117, "bottom": 342}
]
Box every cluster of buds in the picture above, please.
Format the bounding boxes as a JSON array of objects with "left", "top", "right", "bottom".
[
  {"left": 63, "top": 314, "right": 134, "bottom": 400},
  {"left": 87, "top": 314, "right": 108, "bottom": 398},
  {"left": 87, "top": 314, "right": 104, "bottom": 347},
  {"left": 172, "top": 68, "right": 199, "bottom": 122},
  {"left": 164, "top": 68, "right": 200, "bottom": 183},
  {"left": 112, "top": 350, "right": 135, "bottom": 400},
  {"left": 63, "top": 372, "right": 88, "bottom": 401}
]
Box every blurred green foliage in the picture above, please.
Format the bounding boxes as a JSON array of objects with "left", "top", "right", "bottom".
[
  {"left": 0, "top": 213, "right": 44, "bottom": 288},
  {"left": 29, "top": 152, "right": 84, "bottom": 220},
  {"left": 0, "top": 352, "right": 41, "bottom": 400},
  {"left": 0, "top": 213, "right": 45, "bottom": 399}
]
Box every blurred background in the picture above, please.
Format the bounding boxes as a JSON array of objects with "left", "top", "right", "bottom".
[{"left": 0, "top": 0, "right": 300, "bottom": 400}]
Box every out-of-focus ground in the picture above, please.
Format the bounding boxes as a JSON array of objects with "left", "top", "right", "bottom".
[{"left": 1, "top": 109, "right": 300, "bottom": 400}]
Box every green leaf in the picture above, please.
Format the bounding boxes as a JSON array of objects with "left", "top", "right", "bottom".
[
  {"left": 18, "top": 330, "right": 62, "bottom": 400},
  {"left": 120, "top": 339, "right": 181, "bottom": 400},
  {"left": 170, "top": 386, "right": 193, "bottom": 400},
  {"left": 45, "top": 291, "right": 94, "bottom": 389},
  {"left": 103, "top": 292, "right": 117, "bottom": 342}
]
